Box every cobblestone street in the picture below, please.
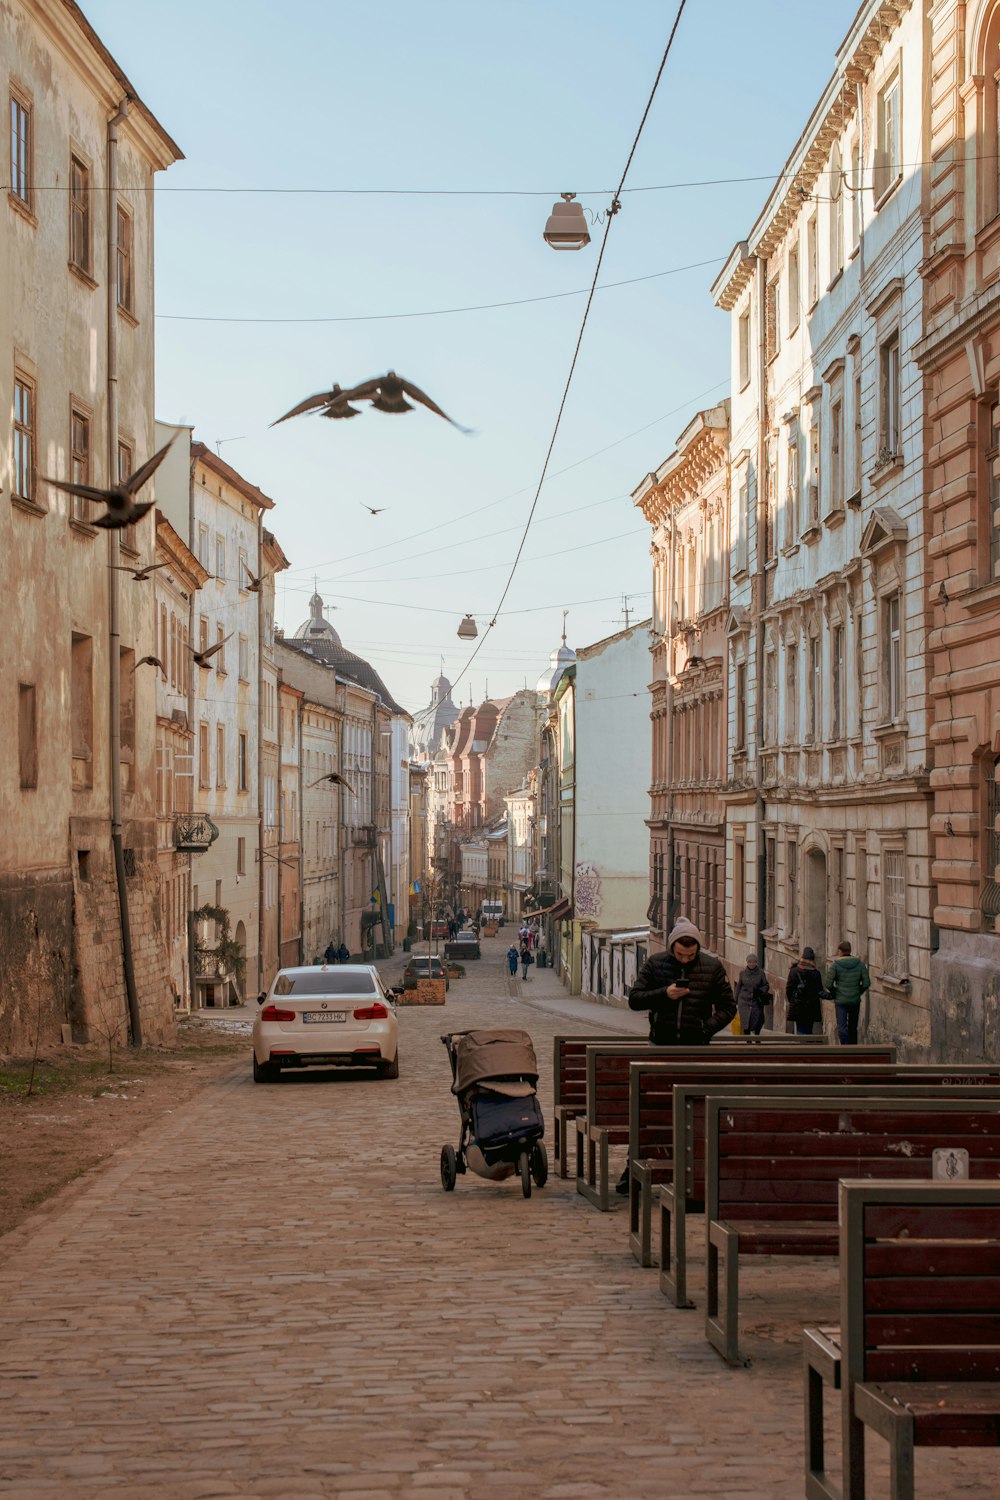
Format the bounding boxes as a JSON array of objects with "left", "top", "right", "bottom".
[{"left": 1, "top": 938, "right": 996, "bottom": 1499}]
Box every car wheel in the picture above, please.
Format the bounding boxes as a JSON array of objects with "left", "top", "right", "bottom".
[
  {"left": 380, "top": 1052, "right": 400, "bottom": 1080},
  {"left": 252, "top": 1053, "right": 279, "bottom": 1084},
  {"left": 518, "top": 1150, "right": 532, "bottom": 1199},
  {"left": 440, "top": 1143, "right": 457, "bottom": 1191},
  {"left": 530, "top": 1140, "right": 548, "bottom": 1188}
]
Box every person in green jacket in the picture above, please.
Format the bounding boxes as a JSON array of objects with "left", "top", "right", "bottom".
[{"left": 824, "top": 940, "right": 871, "bottom": 1045}]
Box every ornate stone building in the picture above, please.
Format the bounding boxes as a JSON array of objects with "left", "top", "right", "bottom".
[
  {"left": 634, "top": 403, "right": 730, "bottom": 958},
  {"left": 712, "top": 0, "right": 933, "bottom": 1051},
  {"left": 916, "top": 0, "right": 1000, "bottom": 1052}
]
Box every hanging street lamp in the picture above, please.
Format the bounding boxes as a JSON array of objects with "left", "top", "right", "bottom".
[
  {"left": 457, "top": 614, "right": 478, "bottom": 640},
  {"left": 543, "top": 193, "right": 591, "bottom": 251}
]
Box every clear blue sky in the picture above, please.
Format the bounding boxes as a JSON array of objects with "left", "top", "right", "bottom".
[{"left": 84, "top": 0, "right": 855, "bottom": 714}]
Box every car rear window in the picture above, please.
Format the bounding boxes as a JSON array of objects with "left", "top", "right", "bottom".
[{"left": 274, "top": 972, "right": 377, "bottom": 997}]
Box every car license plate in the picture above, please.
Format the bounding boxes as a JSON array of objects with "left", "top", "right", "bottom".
[{"left": 302, "top": 1011, "right": 347, "bottom": 1024}]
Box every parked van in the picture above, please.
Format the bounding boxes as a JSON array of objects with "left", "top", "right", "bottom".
[{"left": 481, "top": 899, "right": 504, "bottom": 923}]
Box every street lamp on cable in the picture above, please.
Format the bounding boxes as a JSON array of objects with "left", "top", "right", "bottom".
[
  {"left": 457, "top": 613, "right": 478, "bottom": 640},
  {"left": 543, "top": 193, "right": 590, "bottom": 251}
]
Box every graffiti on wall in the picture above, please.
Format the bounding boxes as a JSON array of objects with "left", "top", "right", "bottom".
[{"left": 574, "top": 862, "right": 602, "bottom": 921}]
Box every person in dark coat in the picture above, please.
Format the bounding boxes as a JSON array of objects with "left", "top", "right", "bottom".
[
  {"left": 324, "top": 942, "right": 337, "bottom": 966},
  {"left": 734, "top": 953, "right": 771, "bottom": 1035},
  {"left": 786, "top": 946, "right": 825, "bottom": 1035},
  {"left": 627, "top": 917, "right": 736, "bottom": 1046},
  {"left": 336, "top": 942, "right": 350, "bottom": 964},
  {"left": 519, "top": 941, "right": 534, "bottom": 981}
]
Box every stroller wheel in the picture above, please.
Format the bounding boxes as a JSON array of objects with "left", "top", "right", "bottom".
[
  {"left": 530, "top": 1140, "right": 548, "bottom": 1188},
  {"left": 518, "top": 1150, "right": 532, "bottom": 1199},
  {"left": 440, "top": 1144, "right": 458, "bottom": 1192}
]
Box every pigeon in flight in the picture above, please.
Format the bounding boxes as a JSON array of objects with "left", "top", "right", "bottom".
[
  {"left": 271, "top": 384, "right": 362, "bottom": 426},
  {"left": 309, "top": 772, "right": 356, "bottom": 795},
  {"left": 342, "top": 371, "right": 470, "bottom": 431},
  {"left": 133, "top": 655, "right": 162, "bottom": 671},
  {"left": 41, "top": 435, "right": 176, "bottom": 530},
  {"left": 189, "top": 634, "right": 232, "bottom": 668},
  {"left": 243, "top": 567, "right": 271, "bottom": 593},
  {"left": 112, "top": 561, "right": 169, "bottom": 582},
  {"left": 360, "top": 503, "right": 388, "bottom": 516}
]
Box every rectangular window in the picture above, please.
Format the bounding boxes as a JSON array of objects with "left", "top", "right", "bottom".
[
  {"left": 199, "top": 615, "right": 209, "bottom": 653},
  {"left": 832, "top": 624, "right": 844, "bottom": 740},
  {"left": 808, "top": 636, "right": 821, "bottom": 743},
  {"left": 69, "top": 154, "right": 91, "bottom": 274},
  {"left": 13, "top": 373, "right": 35, "bottom": 502},
  {"left": 764, "top": 441, "right": 777, "bottom": 564},
  {"left": 199, "top": 722, "right": 210, "bottom": 788},
  {"left": 850, "top": 138, "right": 861, "bottom": 246},
  {"left": 118, "top": 440, "right": 137, "bottom": 553},
  {"left": 237, "top": 836, "right": 246, "bottom": 876},
  {"left": 786, "top": 839, "right": 798, "bottom": 936},
  {"left": 734, "top": 476, "right": 749, "bottom": 574},
  {"left": 806, "top": 214, "right": 819, "bottom": 308},
  {"left": 765, "top": 834, "right": 777, "bottom": 930},
  {"left": 765, "top": 274, "right": 780, "bottom": 362},
  {"left": 18, "top": 682, "right": 37, "bottom": 788},
  {"left": 879, "top": 333, "right": 901, "bottom": 459},
  {"left": 785, "top": 430, "right": 799, "bottom": 547},
  {"left": 116, "top": 204, "right": 134, "bottom": 313},
  {"left": 785, "top": 643, "right": 798, "bottom": 743},
  {"left": 853, "top": 367, "right": 863, "bottom": 496},
  {"left": 215, "top": 623, "right": 227, "bottom": 675},
  {"left": 876, "top": 71, "right": 901, "bottom": 201},
  {"left": 70, "top": 633, "right": 93, "bottom": 768},
  {"left": 982, "top": 757, "right": 1000, "bottom": 928},
  {"left": 70, "top": 408, "right": 91, "bottom": 523},
  {"left": 733, "top": 838, "right": 746, "bottom": 926},
  {"left": 830, "top": 394, "right": 844, "bottom": 512},
  {"left": 763, "top": 649, "right": 777, "bottom": 746},
  {"left": 738, "top": 307, "right": 751, "bottom": 391},
  {"left": 986, "top": 403, "right": 1000, "bottom": 583},
  {"left": 806, "top": 413, "right": 820, "bottom": 528},
  {"left": 787, "top": 243, "right": 800, "bottom": 334},
  {"left": 830, "top": 149, "right": 844, "bottom": 278},
  {"left": 735, "top": 662, "right": 747, "bottom": 750},
  {"left": 238, "top": 634, "right": 249, "bottom": 681},
  {"left": 883, "top": 848, "right": 907, "bottom": 975},
  {"left": 884, "top": 592, "right": 903, "bottom": 721},
  {"left": 119, "top": 648, "right": 135, "bottom": 757},
  {"left": 238, "top": 548, "right": 249, "bottom": 591},
  {"left": 215, "top": 534, "right": 226, "bottom": 582},
  {"left": 197, "top": 523, "right": 210, "bottom": 570},
  {"left": 238, "top": 732, "right": 249, "bottom": 792},
  {"left": 216, "top": 724, "right": 226, "bottom": 787},
  {"left": 10, "top": 92, "right": 31, "bottom": 209}
]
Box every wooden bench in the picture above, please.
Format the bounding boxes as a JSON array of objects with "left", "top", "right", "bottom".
[
  {"left": 702, "top": 1093, "right": 1000, "bottom": 1365},
  {"left": 551, "top": 1034, "right": 641, "bottom": 1177},
  {"left": 621, "top": 1048, "right": 898, "bottom": 1268},
  {"left": 804, "top": 1180, "right": 1000, "bottom": 1500},
  {"left": 572, "top": 1036, "right": 836, "bottom": 1210},
  {"left": 655, "top": 1065, "right": 1000, "bottom": 1305}
]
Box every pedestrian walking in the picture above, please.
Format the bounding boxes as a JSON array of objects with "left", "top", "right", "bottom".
[
  {"left": 734, "top": 953, "right": 771, "bottom": 1035},
  {"left": 507, "top": 944, "right": 519, "bottom": 977},
  {"left": 519, "top": 942, "right": 534, "bottom": 981},
  {"left": 824, "top": 940, "right": 870, "bottom": 1045},
  {"left": 324, "top": 941, "right": 337, "bottom": 966},
  {"left": 785, "top": 946, "right": 824, "bottom": 1035},
  {"left": 336, "top": 941, "right": 350, "bottom": 964},
  {"left": 627, "top": 917, "right": 736, "bottom": 1045},
  {"left": 447, "top": 919, "right": 458, "bottom": 941}
]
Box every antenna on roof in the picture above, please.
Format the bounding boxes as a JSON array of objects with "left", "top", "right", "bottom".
[{"left": 562, "top": 608, "right": 568, "bottom": 646}]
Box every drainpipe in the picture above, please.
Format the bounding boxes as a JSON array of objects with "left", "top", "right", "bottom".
[
  {"left": 297, "top": 694, "right": 305, "bottom": 963},
  {"left": 257, "top": 513, "right": 265, "bottom": 989},
  {"left": 753, "top": 252, "right": 769, "bottom": 972},
  {"left": 665, "top": 511, "right": 677, "bottom": 938},
  {"left": 107, "top": 96, "right": 141, "bottom": 1047},
  {"left": 186, "top": 439, "right": 197, "bottom": 1007}
]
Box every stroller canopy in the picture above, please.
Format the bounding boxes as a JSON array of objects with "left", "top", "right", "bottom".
[{"left": 452, "top": 1029, "right": 539, "bottom": 1096}]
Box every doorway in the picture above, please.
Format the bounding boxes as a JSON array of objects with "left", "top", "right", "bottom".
[
  {"left": 803, "top": 848, "right": 828, "bottom": 965},
  {"left": 234, "top": 920, "right": 247, "bottom": 1004}
]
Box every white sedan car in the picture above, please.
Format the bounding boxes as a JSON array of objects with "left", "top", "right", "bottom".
[{"left": 252, "top": 965, "right": 399, "bottom": 1083}]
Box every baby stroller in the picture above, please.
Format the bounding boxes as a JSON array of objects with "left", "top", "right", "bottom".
[{"left": 440, "top": 1029, "right": 548, "bottom": 1198}]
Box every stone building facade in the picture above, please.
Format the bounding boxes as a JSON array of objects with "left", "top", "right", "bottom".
[
  {"left": 635, "top": 404, "right": 730, "bottom": 958},
  {"left": 712, "top": 0, "right": 933, "bottom": 1050},
  {"left": 916, "top": 0, "right": 1000, "bottom": 1054},
  {"left": 1, "top": 1, "right": 181, "bottom": 1051}
]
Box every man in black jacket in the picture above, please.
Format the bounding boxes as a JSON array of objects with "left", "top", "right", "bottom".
[{"left": 628, "top": 917, "right": 736, "bottom": 1045}]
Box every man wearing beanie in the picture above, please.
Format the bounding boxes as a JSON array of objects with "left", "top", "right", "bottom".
[{"left": 628, "top": 917, "right": 736, "bottom": 1046}]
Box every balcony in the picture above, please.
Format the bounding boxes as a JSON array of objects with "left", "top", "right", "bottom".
[
  {"left": 351, "top": 824, "right": 376, "bottom": 847},
  {"left": 173, "top": 814, "right": 220, "bottom": 854}
]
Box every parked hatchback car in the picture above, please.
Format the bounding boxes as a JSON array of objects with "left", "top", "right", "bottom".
[
  {"left": 252, "top": 965, "right": 399, "bottom": 1083},
  {"left": 445, "top": 930, "right": 480, "bottom": 960},
  {"left": 401, "top": 954, "right": 450, "bottom": 991}
]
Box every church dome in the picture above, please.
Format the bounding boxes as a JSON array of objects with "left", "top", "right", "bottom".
[
  {"left": 536, "top": 640, "right": 576, "bottom": 696},
  {"left": 293, "top": 590, "right": 342, "bottom": 647},
  {"left": 412, "top": 672, "right": 459, "bottom": 758}
]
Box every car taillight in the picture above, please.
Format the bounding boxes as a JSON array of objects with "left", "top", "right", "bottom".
[
  {"left": 353, "top": 1002, "right": 389, "bottom": 1021},
  {"left": 261, "top": 1004, "right": 296, "bottom": 1022}
]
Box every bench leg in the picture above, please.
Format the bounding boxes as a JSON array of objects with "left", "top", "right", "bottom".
[
  {"left": 803, "top": 1327, "right": 842, "bottom": 1500},
  {"left": 554, "top": 1107, "right": 578, "bottom": 1177},
  {"left": 574, "top": 1115, "right": 587, "bottom": 1187},
  {"left": 658, "top": 1184, "right": 693, "bottom": 1309},
  {"left": 705, "top": 1220, "right": 743, "bottom": 1364},
  {"left": 629, "top": 1162, "right": 653, "bottom": 1266},
  {"left": 577, "top": 1128, "right": 610, "bottom": 1209},
  {"left": 852, "top": 1385, "right": 915, "bottom": 1500}
]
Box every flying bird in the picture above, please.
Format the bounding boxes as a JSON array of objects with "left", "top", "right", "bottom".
[
  {"left": 271, "top": 384, "right": 362, "bottom": 426},
  {"left": 133, "top": 655, "right": 162, "bottom": 672},
  {"left": 341, "top": 371, "right": 470, "bottom": 431},
  {"left": 112, "top": 561, "right": 169, "bottom": 582},
  {"left": 360, "top": 503, "right": 388, "bottom": 516},
  {"left": 41, "top": 435, "right": 177, "bottom": 531},
  {"left": 309, "top": 772, "right": 356, "bottom": 795},
  {"left": 189, "top": 634, "right": 232, "bottom": 668},
  {"left": 243, "top": 567, "right": 271, "bottom": 593}
]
